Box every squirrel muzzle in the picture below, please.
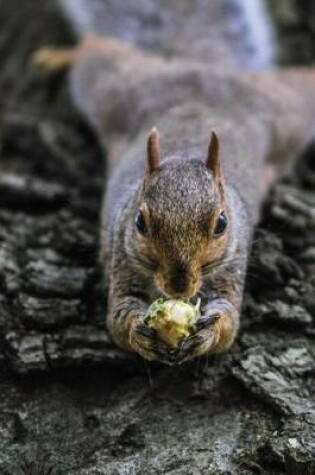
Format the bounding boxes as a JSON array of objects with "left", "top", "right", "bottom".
[{"left": 155, "top": 262, "right": 201, "bottom": 299}]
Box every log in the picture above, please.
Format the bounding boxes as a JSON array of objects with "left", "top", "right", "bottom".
[{"left": 0, "top": 0, "right": 313, "bottom": 473}]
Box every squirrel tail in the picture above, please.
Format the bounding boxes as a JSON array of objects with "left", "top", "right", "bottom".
[{"left": 57, "top": 0, "right": 275, "bottom": 70}]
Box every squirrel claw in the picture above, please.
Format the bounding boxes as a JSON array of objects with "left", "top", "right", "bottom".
[
  {"left": 195, "top": 313, "right": 220, "bottom": 330},
  {"left": 129, "top": 321, "right": 173, "bottom": 363},
  {"left": 174, "top": 330, "right": 214, "bottom": 363}
]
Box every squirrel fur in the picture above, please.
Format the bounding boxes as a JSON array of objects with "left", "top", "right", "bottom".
[{"left": 37, "top": 0, "right": 315, "bottom": 363}]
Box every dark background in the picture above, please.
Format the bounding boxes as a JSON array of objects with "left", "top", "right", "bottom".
[{"left": 0, "top": 1, "right": 314, "bottom": 474}]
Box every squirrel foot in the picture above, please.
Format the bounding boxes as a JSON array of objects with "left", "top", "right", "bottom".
[
  {"left": 32, "top": 36, "right": 131, "bottom": 72},
  {"left": 31, "top": 47, "right": 77, "bottom": 72}
]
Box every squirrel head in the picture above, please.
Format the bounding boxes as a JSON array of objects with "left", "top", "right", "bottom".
[{"left": 134, "top": 128, "right": 230, "bottom": 299}]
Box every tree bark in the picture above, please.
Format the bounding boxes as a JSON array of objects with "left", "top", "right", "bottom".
[{"left": 0, "top": 1, "right": 314, "bottom": 474}]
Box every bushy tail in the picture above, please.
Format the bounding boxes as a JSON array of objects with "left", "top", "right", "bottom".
[{"left": 57, "top": 0, "right": 275, "bottom": 69}]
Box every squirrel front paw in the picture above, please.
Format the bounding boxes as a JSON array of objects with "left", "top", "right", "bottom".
[
  {"left": 129, "top": 319, "right": 178, "bottom": 364},
  {"left": 173, "top": 299, "right": 238, "bottom": 363},
  {"left": 128, "top": 299, "right": 238, "bottom": 365},
  {"left": 111, "top": 297, "right": 238, "bottom": 365}
]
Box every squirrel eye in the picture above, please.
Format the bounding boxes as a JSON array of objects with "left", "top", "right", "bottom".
[
  {"left": 135, "top": 209, "right": 147, "bottom": 236},
  {"left": 213, "top": 211, "right": 228, "bottom": 237}
]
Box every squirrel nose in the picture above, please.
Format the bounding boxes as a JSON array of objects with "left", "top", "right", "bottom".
[{"left": 169, "top": 266, "right": 189, "bottom": 294}]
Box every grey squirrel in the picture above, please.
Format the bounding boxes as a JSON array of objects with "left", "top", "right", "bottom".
[{"left": 33, "top": 1, "right": 315, "bottom": 363}]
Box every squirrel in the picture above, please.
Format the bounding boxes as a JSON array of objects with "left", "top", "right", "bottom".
[{"left": 33, "top": 0, "right": 315, "bottom": 364}]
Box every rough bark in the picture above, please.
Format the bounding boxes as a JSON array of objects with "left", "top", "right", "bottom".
[{"left": 0, "top": 1, "right": 314, "bottom": 474}]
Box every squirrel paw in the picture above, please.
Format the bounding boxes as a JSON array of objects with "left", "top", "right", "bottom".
[
  {"left": 129, "top": 320, "right": 179, "bottom": 365},
  {"left": 128, "top": 300, "right": 237, "bottom": 365},
  {"left": 31, "top": 47, "right": 76, "bottom": 72},
  {"left": 173, "top": 299, "right": 238, "bottom": 363}
]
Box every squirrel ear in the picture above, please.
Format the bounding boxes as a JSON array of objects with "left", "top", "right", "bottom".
[
  {"left": 206, "top": 130, "right": 223, "bottom": 190},
  {"left": 147, "top": 127, "right": 161, "bottom": 173}
]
